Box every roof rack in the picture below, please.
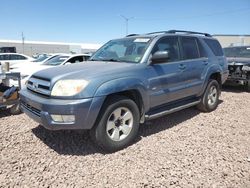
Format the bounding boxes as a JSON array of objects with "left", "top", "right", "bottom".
[
  {"left": 167, "top": 30, "right": 212, "bottom": 37},
  {"left": 144, "top": 30, "right": 211, "bottom": 37},
  {"left": 126, "top": 34, "right": 139, "bottom": 37}
]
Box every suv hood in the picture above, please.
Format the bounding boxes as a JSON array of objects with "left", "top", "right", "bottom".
[
  {"left": 227, "top": 57, "right": 250, "bottom": 66},
  {"left": 31, "top": 61, "right": 140, "bottom": 81}
]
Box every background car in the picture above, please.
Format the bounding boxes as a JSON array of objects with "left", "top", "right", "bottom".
[
  {"left": 223, "top": 46, "right": 250, "bottom": 91},
  {"left": 0, "top": 53, "right": 34, "bottom": 66},
  {"left": 10, "top": 53, "right": 91, "bottom": 87}
]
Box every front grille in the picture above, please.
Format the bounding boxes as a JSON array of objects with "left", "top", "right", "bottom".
[
  {"left": 27, "top": 76, "right": 51, "bottom": 96},
  {"left": 21, "top": 101, "right": 41, "bottom": 117}
]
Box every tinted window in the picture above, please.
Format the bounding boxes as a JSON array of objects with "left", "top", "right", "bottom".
[
  {"left": 66, "top": 56, "right": 84, "bottom": 64},
  {"left": 0, "top": 55, "right": 9, "bottom": 60},
  {"left": 10, "top": 54, "right": 27, "bottom": 60},
  {"left": 204, "top": 39, "right": 223, "bottom": 56},
  {"left": 197, "top": 40, "right": 208, "bottom": 58},
  {"left": 152, "top": 37, "right": 180, "bottom": 62},
  {"left": 181, "top": 37, "right": 199, "bottom": 59}
]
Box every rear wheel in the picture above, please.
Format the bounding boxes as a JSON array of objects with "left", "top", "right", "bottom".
[
  {"left": 197, "top": 79, "right": 220, "bottom": 112},
  {"left": 247, "top": 80, "right": 250, "bottom": 92},
  {"left": 90, "top": 96, "right": 140, "bottom": 152}
]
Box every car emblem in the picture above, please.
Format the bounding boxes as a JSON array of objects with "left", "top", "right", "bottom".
[{"left": 33, "top": 83, "right": 38, "bottom": 90}]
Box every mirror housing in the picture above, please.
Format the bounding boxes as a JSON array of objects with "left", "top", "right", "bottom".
[{"left": 151, "top": 51, "right": 169, "bottom": 64}]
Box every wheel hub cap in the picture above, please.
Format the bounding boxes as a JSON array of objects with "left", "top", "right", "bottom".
[{"left": 106, "top": 107, "right": 133, "bottom": 142}]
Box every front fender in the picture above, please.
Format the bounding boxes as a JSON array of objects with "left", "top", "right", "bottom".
[{"left": 94, "top": 77, "right": 150, "bottom": 111}]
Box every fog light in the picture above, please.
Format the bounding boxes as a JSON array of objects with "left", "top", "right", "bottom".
[{"left": 51, "top": 114, "right": 75, "bottom": 123}]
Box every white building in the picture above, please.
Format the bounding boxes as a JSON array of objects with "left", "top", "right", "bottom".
[
  {"left": 0, "top": 39, "right": 102, "bottom": 56},
  {"left": 213, "top": 35, "right": 250, "bottom": 47}
]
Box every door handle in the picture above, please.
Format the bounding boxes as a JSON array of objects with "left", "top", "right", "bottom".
[
  {"left": 179, "top": 64, "right": 186, "bottom": 70},
  {"left": 203, "top": 60, "right": 208, "bottom": 65}
]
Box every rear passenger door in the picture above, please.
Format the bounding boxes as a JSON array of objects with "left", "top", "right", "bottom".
[{"left": 179, "top": 36, "right": 208, "bottom": 96}]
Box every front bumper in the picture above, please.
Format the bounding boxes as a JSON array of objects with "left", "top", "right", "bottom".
[
  {"left": 225, "top": 76, "right": 248, "bottom": 86},
  {"left": 20, "top": 88, "right": 105, "bottom": 130}
]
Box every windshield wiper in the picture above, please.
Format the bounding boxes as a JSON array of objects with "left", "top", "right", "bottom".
[{"left": 104, "top": 58, "right": 121, "bottom": 62}]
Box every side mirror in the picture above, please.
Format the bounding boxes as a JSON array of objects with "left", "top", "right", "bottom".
[{"left": 151, "top": 51, "right": 169, "bottom": 64}]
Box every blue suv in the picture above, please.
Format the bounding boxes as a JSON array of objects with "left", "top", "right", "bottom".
[{"left": 20, "top": 30, "right": 228, "bottom": 152}]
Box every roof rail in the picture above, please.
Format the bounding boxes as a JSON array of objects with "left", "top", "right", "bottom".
[
  {"left": 126, "top": 34, "right": 139, "bottom": 37},
  {"left": 146, "top": 31, "right": 168, "bottom": 35},
  {"left": 167, "top": 30, "right": 212, "bottom": 37}
]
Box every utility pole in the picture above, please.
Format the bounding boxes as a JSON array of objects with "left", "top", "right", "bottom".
[
  {"left": 120, "top": 15, "right": 134, "bottom": 35},
  {"left": 21, "top": 32, "right": 25, "bottom": 54}
]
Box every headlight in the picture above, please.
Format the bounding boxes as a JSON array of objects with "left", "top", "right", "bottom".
[{"left": 51, "top": 80, "right": 89, "bottom": 96}]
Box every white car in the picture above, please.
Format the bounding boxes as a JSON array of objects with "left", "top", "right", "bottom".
[
  {"left": 10, "top": 54, "right": 57, "bottom": 69},
  {"left": 10, "top": 53, "right": 91, "bottom": 87},
  {"left": 0, "top": 53, "right": 34, "bottom": 66}
]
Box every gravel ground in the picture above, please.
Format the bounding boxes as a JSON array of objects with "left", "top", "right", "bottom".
[{"left": 0, "top": 88, "right": 250, "bottom": 188}]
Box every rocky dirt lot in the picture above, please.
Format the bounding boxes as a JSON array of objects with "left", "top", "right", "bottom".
[{"left": 0, "top": 87, "right": 250, "bottom": 188}]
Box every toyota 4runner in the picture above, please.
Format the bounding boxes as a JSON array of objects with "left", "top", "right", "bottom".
[{"left": 20, "top": 30, "right": 228, "bottom": 152}]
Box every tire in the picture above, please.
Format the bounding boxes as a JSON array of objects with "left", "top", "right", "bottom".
[
  {"left": 90, "top": 96, "right": 140, "bottom": 152},
  {"left": 247, "top": 80, "right": 250, "bottom": 92},
  {"left": 9, "top": 103, "right": 21, "bottom": 115},
  {"left": 197, "top": 79, "right": 220, "bottom": 112}
]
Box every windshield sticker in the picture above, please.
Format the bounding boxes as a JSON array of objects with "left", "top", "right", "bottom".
[
  {"left": 247, "top": 47, "right": 250, "bottom": 50},
  {"left": 134, "top": 38, "right": 150, "bottom": 43}
]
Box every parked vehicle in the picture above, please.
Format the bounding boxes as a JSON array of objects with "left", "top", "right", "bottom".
[
  {"left": 0, "top": 47, "right": 16, "bottom": 53},
  {"left": 11, "top": 54, "right": 91, "bottom": 87},
  {"left": 223, "top": 46, "right": 250, "bottom": 91},
  {"left": 20, "top": 30, "right": 228, "bottom": 152},
  {"left": 0, "top": 53, "right": 34, "bottom": 66}
]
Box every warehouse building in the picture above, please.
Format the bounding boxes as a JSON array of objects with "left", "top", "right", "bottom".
[
  {"left": 0, "top": 39, "right": 102, "bottom": 56},
  {"left": 213, "top": 35, "right": 250, "bottom": 47}
]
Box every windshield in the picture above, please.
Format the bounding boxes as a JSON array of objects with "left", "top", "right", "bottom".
[
  {"left": 224, "top": 46, "right": 250, "bottom": 58},
  {"left": 32, "top": 55, "right": 50, "bottom": 62},
  {"left": 90, "top": 37, "right": 152, "bottom": 63},
  {"left": 43, "top": 55, "right": 70, "bottom": 66}
]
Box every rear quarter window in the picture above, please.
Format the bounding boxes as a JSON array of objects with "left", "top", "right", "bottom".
[{"left": 204, "top": 39, "right": 223, "bottom": 56}]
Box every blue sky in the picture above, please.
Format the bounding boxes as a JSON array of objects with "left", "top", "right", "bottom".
[{"left": 0, "top": 0, "right": 250, "bottom": 44}]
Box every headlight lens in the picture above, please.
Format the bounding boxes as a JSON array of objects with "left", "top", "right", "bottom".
[{"left": 51, "top": 80, "right": 89, "bottom": 96}]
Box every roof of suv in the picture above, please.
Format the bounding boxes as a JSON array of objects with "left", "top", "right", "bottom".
[{"left": 125, "top": 30, "right": 213, "bottom": 39}]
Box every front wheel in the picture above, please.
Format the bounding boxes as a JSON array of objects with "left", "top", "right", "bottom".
[
  {"left": 197, "top": 79, "right": 220, "bottom": 112},
  {"left": 90, "top": 96, "right": 140, "bottom": 152}
]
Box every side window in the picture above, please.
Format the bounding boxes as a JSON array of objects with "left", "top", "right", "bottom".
[
  {"left": 0, "top": 55, "right": 9, "bottom": 60},
  {"left": 67, "top": 56, "right": 84, "bottom": 64},
  {"left": 152, "top": 37, "right": 180, "bottom": 62},
  {"left": 84, "top": 55, "right": 90, "bottom": 61},
  {"left": 10, "top": 55, "right": 27, "bottom": 60},
  {"left": 204, "top": 39, "right": 223, "bottom": 56},
  {"left": 181, "top": 37, "right": 199, "bottom": 60},
  {"left": 197, "top": 40, "right": 208, "bottom": 58}
]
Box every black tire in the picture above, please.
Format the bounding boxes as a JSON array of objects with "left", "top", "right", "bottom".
[
  {"left": 90, "top": 96, "right": 140, "bottom": 152},
  {"left": 247, "top": 80, "right": 250, "bottom": 92},
  {"left": 197, "top": 79, "right": 220, "bottom": 112},
  {"left": 9, "top": 103, "right": 21, "bottom": 115}
]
